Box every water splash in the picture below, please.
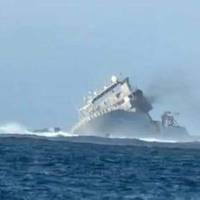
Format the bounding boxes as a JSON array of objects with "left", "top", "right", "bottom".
[
  {"left": 139, "top": 137, "right": 177, "bottom": 143},
  {"left": 0, "top": 123, "right": 198, "bottom": 143},
  {"left": 109, "top": 134, "right": 178, "bottom": 143},
  {"left": 0, "top": 123, "right": 76, "bottom": 137},
  {"left": 0, "top": 123, "right": 30, "bottom": 134}
]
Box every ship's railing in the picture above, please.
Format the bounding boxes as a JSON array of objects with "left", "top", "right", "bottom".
[
  {"left": 71, "top": 103, "right": 123, "bottom": 133},
  {"left": 71, "top": 101, "right": 136, "bottom": 133}
]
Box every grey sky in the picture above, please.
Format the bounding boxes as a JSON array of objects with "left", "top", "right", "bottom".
[{"left": 0, "top": 0, "right": 200, "bottom": 133}]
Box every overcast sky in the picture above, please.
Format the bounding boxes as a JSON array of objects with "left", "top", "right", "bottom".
[{"left": 0, "top": 0, "right": 200, "bottom": 133}]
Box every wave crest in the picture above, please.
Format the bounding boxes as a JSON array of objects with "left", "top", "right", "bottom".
[
  {"left": 0, "top": 123, "right": 30, "bottom": 134},
  {"left": 0, "top": 123, "right": 75, "bottom": 137}
]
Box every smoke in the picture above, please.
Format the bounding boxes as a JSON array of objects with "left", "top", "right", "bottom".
[
  {"left": 145, "top": 70, "right": 193, "bottom": 104},
  {"left": 143, "top": 67, "right": 200, "bottom": 134}
]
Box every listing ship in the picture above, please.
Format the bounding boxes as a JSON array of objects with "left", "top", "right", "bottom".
[{"left": 71, "top": 75, "right": 189, "bottom": 140}]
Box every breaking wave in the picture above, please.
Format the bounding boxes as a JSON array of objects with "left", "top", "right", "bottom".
[
  {"left": 0, "top": 123, "right": 75, "bottom": 137},
  {"left": 0, "top": 123, "right": 199, "bottom": 145},
  {"left": 138, "top": 137, "right": 177, "bottom": 143},
  {"left": 109, "top": 134, "right": 178, "bottom": 143},
  {"left": 0, "top": 123, "right": 30, "bottom": 134}
]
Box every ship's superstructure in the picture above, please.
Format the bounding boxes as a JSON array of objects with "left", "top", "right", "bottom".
[
  {"left": 71, "top": 75, "right": 189, "bottom": 140},
  {"left": 79, "top": 76, "right": 152, "bottom": 118}
]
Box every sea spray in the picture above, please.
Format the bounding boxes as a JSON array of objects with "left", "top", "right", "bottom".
[
  {"left": 0, "top": 122, "right": 198, "bottom": 143},
  {"left": 0, "top": 123, "right": 76, "bottom": 137},
  {"left": 0, "top": 123, "right": 30, "bottom": 134}
]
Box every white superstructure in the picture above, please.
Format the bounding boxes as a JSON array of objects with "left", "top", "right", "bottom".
[
  {"left": 71, "top": 75, "right": 189, "bottom": 140},
  {"left": 79, "top": 76, "right": 135, "bottom": 118}
]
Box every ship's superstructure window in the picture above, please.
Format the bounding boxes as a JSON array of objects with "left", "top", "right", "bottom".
[
  {"left": 79, "top": 76, "right": 154, "bottom": 118},
  {"left": 116, "top": 93, "right": 121, "bottom": 98},
  {"left": 72, "top": 75, "right": 189, "bottom": 140},
  {"left": 79, "top": 76, "right": 135, "bottom": 117}
]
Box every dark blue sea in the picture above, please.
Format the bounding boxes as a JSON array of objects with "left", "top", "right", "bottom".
[{"left": 0, "top": 136, "right": 200, "bottom": 200}]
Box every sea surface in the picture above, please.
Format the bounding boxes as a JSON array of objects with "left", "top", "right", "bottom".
[{"left": 0, "top": 136, "right": 200, "bottom": 200}]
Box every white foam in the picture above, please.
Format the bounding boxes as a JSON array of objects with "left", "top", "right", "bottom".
[
  {"left": 0, "top": 123, "right": 30, "bottom": 134},
  {"left": 31, "top": 131, "right": 77, "bottom": 138},
  {"left": 0, "top": 123, "right": 76, "bottom": 138},
  {"left": 109, "top": 134, "right": 177, "bottom": 143},
  {"left": 139, "top": 137, "right": 177, "bottom": 143},
  {"left": 0, "top": 123, "right": 198, "bottom": 143}
]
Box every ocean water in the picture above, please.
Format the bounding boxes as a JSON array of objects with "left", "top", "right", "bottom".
[{"left": 0, "top": 136, "right": 200, "bottom": 200}]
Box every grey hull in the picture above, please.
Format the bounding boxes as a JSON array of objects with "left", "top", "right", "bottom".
[{"left": 72, "top": 110, "right": 190, "bottom": 141}]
